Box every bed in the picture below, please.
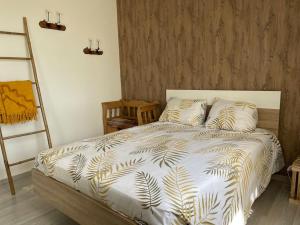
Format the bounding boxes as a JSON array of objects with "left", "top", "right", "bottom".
[{"left": 32, "top": 90, "right": 284, "bottom": 225}]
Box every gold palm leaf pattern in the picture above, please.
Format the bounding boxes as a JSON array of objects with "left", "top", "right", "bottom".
[
  {"left": 130, "top": 135, "right": 171, "bottom": 155},
  {"left": 206, "top": 145, "right": 252, "bottom": 179},
  {"left": 68, "top": 153, "right": 87, "bottom": 183},
  {"left": 201, "top": 143, "right": 240, "bottom": 153},
  {"left": 206, "top": 99, "right": 258, "bottom": 131},
  {"left": 211, "top": 107, "right": 236, "bottom": 130},
  {"left": 166, "top": 128, "right": 201, "bottom": 134},
  {"left": 142, "top": 122, "right": 188, "bottom": 132},
  {"left": 261, "top": 135, "right": 282, "bottom": 190},
  {"left": 193, "top": 130, "right": 251, "bottom": 140},
  {"left": 87, "top": 151, "right": 115, "bottom": 180},
  {"left": 189, "top": 114, "right": 205, "bottom": 127},
  {"left": 195, "top": 193, "right": 220, "bottom": 225},
  {"left": 223, "top": 136, "right": 263, "bottom": 144},
  {"left": 195, "top": 143, "right": 238, "bottom": 154},
  {"left": 159, "top": 98, "right": 206, "bottom": 126},
  {"left": 135, "top": 171, "right": 162, "bottom": 213},
  {"left": 159, "top": 106, "right": 169, "bottom": 121},
  {"left": 202, "top": 144, "right": 253, "bottom": 225},
  {"left": 193, "top": 130, "right": 223, "bottom": 140},
  {"left": 95, "top": 132, "right": 133, "bottom": 152},
  {"left": 179, "top": 100, "right": 194, "bottom": 109},
  {"left": 225, "top": 103, "right": 257, "bottom": 132},
  {"left": 234, "top": 102, "right": 256, "bottom": 110},
  {"left": 152, "top": 139, "right": 188, "bottom": 168},
  {"left": 163, "top": 166, "right": 197, "bottom": 221},
  {"left": 224, "top": 134, "right": 274, "bottom": 190},
  {"left": 220, "top": 135, "right": 273, "bottom": 193},
  {"left": 168, "top": 109, "right": 181, "bottom": 122},
  {"left": 200, "top": 144, "right": 239, "bottom": 177},
  {"left": 39, "top": 144, "right": 88, "bottom": 176},
  {"left": 132, "top": 135, "right": 188, "bottom": 168},
  {"left": 254, "top": 145, "right": 271, "bottom": 193},
  {"left": 90, "top": 158, "right": 145, "bottom": 199},
  {"left": 171, "top": 217, "right": 188, "bottom": 225},
  {"left": 252, "top": 136, "right": 277, "bottom": 192},
  {"left": 176, "top": 193, "right": 220, "bottom": 225}
]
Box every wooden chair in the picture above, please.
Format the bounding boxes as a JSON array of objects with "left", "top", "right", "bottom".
[{"left": 102, "top": 100, "right": 160, "bottom": 134}]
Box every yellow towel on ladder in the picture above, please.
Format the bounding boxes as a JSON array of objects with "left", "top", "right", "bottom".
[{"left": 0, "top": 80, "right": 37, "bottom": 124}]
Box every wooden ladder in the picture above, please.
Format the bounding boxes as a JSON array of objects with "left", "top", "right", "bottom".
[{"left": 0, "top": 17, "right": 52, "bottom": 195}]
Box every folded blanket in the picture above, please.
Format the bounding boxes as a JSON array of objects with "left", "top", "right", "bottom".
[{"left": 0, "top": 80, "right": 37, "bottom": 124}]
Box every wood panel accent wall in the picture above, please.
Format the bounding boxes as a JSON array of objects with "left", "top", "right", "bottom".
[{"left": 117, "top": 0, "right": 300, "bottom": 165}]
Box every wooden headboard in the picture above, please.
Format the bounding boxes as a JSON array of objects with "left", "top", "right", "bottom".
[{"left": 166, "top": 90, "right": 281, "bottom": 136}]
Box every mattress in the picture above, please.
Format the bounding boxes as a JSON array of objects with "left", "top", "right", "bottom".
[{"left": 35, "top": 122, "right": 284, "bottom": 225}]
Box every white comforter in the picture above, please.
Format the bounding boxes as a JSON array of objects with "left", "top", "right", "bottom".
[{"left": 35, "top": 122, "right": 284, "bottom": 225}]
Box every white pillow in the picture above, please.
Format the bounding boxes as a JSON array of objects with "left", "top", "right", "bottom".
[
  {"left": 159, "top": 98, "right": 207, "bottom": 126},
  {"left": 205, "top": 98, "right": 258, "bottom": 132}
]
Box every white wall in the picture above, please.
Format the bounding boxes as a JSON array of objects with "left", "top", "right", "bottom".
[{"left": 0, "top": 0, "right": 121, "bottom": 180}]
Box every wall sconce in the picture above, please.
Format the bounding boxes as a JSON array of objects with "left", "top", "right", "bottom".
[
  {"left": 83, "top": 39, "right": 103, "bottom": 55},
  {"left": 39, "top": 10, "right": 66, "bottom": 31}
]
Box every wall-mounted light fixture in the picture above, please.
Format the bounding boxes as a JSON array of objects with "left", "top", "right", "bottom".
[
  {"left": 39, "top": 10, "right": 66, "bottom": 31},
  {"left": 83, "top": 39, "right": 103, "bottom": 55}
]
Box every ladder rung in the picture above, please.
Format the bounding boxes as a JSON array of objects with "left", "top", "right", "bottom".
[
  {"left": 3, "top": 129, "right": 46, "bottom": 140},
  {"left": 0, "top": 57, "right": 31, "bottom": 60},
  {"left": 9, "top": 157, "right": 35, "bottom": 167},
  {"left": 0, "top": 31, "right": 26, "bottom": 36}
]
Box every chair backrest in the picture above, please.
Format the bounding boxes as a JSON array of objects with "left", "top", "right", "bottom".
[
  {"left": 102, "top": 99, "right": 159, "bottom": 134},
  {"left": 123, "top": 100, "right": 149, "bottom": 119},
  {"left": 137, "top": 103, "right": 160, "bottom": 125}
]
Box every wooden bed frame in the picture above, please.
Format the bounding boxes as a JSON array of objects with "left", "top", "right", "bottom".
[
  {"left": 32, "top": 90, "right": 281, "bottom": 225},
  {"left": 32, "top": 169, "right": 135, "bottom": 225}
]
